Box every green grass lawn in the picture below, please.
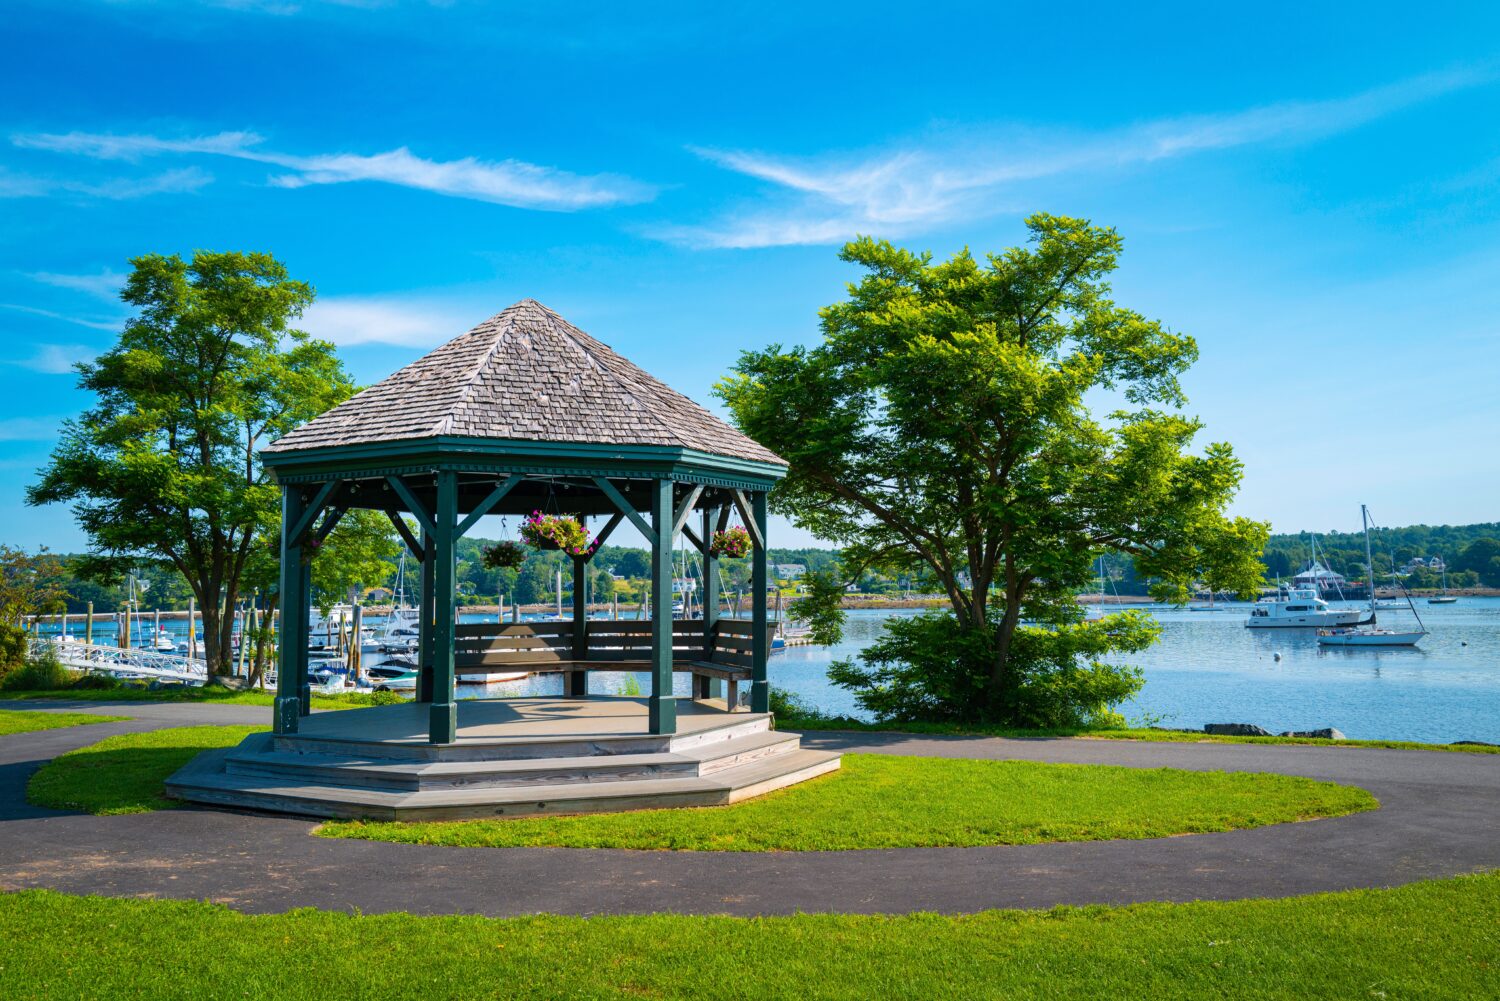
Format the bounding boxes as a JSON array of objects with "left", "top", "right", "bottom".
[
  {"left": 0, "top": 686, "right": 380, "bottom": 710},
  {"left": 26, "top": 724, "right": 267, "bottom": 815},
  {"left": 322, "top": 752, "right": 1375, "bottom": 851},
  {"left": 2, "top": 875, "right": 1496, "bottom": 999},
  {"left": 777, "top": 713, "right": 1500, "bottom": 754},
  {"left": 0, "top": 709, "right": 128, "bottom": 736},
  {"left": 25, "top": 726, "right": 1374, "bottom": 845}
]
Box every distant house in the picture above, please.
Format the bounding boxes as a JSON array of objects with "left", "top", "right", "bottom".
[
  {"left": 364, "top": 587, "right": 393, "bottom": 602},
  {"left": 773, "top": 564, "right": 806, "bottom": 578},
  {"left": 1400, "top": 556, "right": 1445, "bottom": 574},
  {"left": 1293, "top": 561, "right": 1348, "bottom": 592}
]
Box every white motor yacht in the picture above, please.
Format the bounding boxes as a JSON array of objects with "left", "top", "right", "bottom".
[{"left": 1245, "top": 585, "right": 1367, "bottom": 629}]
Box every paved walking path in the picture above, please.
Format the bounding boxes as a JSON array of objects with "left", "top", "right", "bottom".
[{"left": 2, "top": 700, "right": 1497, "bottom": 917}]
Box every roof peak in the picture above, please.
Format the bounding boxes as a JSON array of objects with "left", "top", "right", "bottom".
[{"left": 265, "top": 299, "right": 785, "bottom": 466}]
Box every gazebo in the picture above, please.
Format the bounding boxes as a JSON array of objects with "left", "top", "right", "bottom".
[{"left": 168, "top": 300, "right": 840, "bottom": 819}]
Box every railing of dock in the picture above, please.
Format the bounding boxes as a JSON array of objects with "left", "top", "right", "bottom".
[{"left": 28, "top": 637, "right": 208, "bottom": 683}]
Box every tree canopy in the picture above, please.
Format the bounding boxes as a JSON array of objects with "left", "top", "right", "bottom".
[
  {"left": 27, "top": 250, "right": 370, "bottom": 676},
  {"left": 717, "top": 215, "right": 1268, "bottom": 726}
]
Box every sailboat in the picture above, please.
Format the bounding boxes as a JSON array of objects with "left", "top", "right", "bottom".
[
  {"left": 1428, "top": 564, "right": 1458, "bottom": 604},
  {"left": 1317, "top": 505, "right": 1426, "bottom": 648}
]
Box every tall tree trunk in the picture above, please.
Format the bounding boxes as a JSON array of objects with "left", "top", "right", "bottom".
[
  {"left": 249, "top": 593, "right": 280, "bottom": 687},
  {"left": 987, "top": 560, "right": 1025, "bottom": 720}
]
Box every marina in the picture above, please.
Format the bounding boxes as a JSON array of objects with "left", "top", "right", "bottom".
[{"left": 769, "top": 601, "right": 1500, "bottom": 745}]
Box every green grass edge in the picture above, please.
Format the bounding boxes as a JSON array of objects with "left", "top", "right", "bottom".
[
  {"left": 1, "top": 874, "right": 1496, "bottom": 998},
  {"left": 777, "top": 714, "right": 1500, "bottom": 753}
]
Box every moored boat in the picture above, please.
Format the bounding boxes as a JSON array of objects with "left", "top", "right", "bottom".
[
  {"left": 1316, "top": 627, "right": 1425, "bottom": 647},
  {"left": 1245, "top": 585, "right": 1367, "bottom": 628},
  {"left": 1315, "top": 504, "right": 1427, "bottom": 648}
]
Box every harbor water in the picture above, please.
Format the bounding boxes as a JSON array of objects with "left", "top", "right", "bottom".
[
  {"left": 770, "top": 601, "right": 1500, "bottom": 744},
  {"left": 35, "top": 600, "right": 1500, "bottom": 744}
]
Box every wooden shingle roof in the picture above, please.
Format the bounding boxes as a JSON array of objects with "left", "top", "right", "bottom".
[{"left": 265, "top": 299, "right": 786, "bottom": 466}]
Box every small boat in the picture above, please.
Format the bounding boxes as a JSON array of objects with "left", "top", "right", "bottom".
[
  {"left": 1315, "top": 505, "right": 1427, "bottom": 648},
  {"left": 1317, "top": 627, "right": 1425, "bottom": 647},
  {"left": 151, "top": 626, "right": 178, "bottom": 652},
  {"left": 366, "top": 663, "right": 419, "bottom": 691},
  {"left": 1428, "top": 567, "right": 1458, "bottom": 604}
]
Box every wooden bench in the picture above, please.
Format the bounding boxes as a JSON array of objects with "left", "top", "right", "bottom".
[{"left": 453, "top": 619, "right": 762, "bottom": 707}]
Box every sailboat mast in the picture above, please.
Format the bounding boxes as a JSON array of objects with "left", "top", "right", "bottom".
[{"left": 1362, "top": 504, "right": 1377, "bottom": 617}]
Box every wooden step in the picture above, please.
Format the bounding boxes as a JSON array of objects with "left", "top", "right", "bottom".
[
  {"left": 168, "top": 742, "right": 841, "bottom": 821},
  {"left": 271, "top": 713, "right": 772, "bottom": 763},
  {"left": 225, "top": 730, "right": 804, "bottom": 792}
]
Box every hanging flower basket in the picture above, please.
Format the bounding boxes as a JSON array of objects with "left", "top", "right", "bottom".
[
  {"left": 481, "top": 540, "right": 527, "bottom": 570},
  {"left": 709, "top": 525, "right": 753, "bottom": 559},
  {"left": 519, "top": 511, "right": 591, "bottom": 556}
]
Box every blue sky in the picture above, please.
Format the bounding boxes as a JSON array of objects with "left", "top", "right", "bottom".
[{"left": 3, "top": 0, "right": 1499, "bottom": 552}]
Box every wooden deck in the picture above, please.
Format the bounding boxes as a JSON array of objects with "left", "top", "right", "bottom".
[
  {"left": 290, "top": 697, "right": 753, "bottom": 746},
  {"left": 167, "top": 696, "right": 841, "bottom": 820}
]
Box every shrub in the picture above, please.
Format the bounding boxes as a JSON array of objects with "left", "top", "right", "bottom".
[
  {"left": 70, "top": 673, "right": 121, "bottom": 691},
  {"left": 0, "top": 645, "right": 78, "bottom": 692},
  {"left": 827, "top": 610, "right": 1155, "bottom": 729},
  {"left": 0, "top": 622, "right": 28, "bottom": 681}
]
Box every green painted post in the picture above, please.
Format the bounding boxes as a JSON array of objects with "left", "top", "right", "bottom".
[
  {"left": 751, "top": 490, "right": 770, "bottom": 713},
  {"left": 418, "top": 524, "right": 435, "bottom": 703},
  {"left": 297, "top": 553, "right": 313, "bottom": 715},
  {"left": 648, "top": 478, "right": 677, "bottom": 734},
  {"left": 699, "top": 505, "right": 722, "bottom": 701},
  {"left": 429, "top": 471, "right": 458, "bottom": 744},
  {"left": 569, "top": 554, "right": 588, "bottom": 697},
  {"left": 274, "top": 487, "right": 307, "bottom": 733}
]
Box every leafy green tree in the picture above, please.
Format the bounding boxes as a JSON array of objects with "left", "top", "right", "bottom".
[
  {"left": 1455, "top": 538, "right": 1500, "bottom": 587},
  {"left": 0, "top": 545, "right": 68, "bottom": 624},
  {"left": 610, "top": 550, "right": 650, "bottom": 579},
  {"left": 787, "top": 568, "right": 848, "bottom": 646},
  {"left": 28, "top": 251, "right": 357, "bottom": 678},
  {"left": 718, "top": 215, "right": 1267, "bottom": 726}
]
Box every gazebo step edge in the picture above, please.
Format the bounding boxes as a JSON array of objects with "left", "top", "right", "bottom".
[
  {"left": 166, "top": 746, "right": 842, "bottom": 821},
  {"left": 271, "top": 713, "right": 772, "bottom": 763},
  {"left": 225, "top": 730, "right": 804, "bottom": 792}
]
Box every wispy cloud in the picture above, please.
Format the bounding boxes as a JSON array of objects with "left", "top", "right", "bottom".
[
  {"left": 14, "top": 130, "right": 655, "bottom": 211},
  {"left": 7, "top": 343, "right": 95, "bottom": 375},
  {"left": 0, "top": 303, "right": 120, "bottom": 331},
  {"left": 24, "top": 269, "right": 126, "bottom": 300},
  {"left": 669, "top": 67, "right": 1497, "bottom": 249},
  {"left": 0, "top": 165, "right": 211, "bottom": 200},
  {"left": 300, "top": 295, "right": 479, "bottom": 348}
]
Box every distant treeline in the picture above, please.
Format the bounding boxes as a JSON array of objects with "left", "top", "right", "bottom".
[
  {"left": 1262, "top": 522, "right": 1500, "bottom": 589},
  {"left": 39, "top": 522, "right": 1500, "bottom": 612},
  {"left": 43, "top": 541, "right": 849, "bottom": 613}
]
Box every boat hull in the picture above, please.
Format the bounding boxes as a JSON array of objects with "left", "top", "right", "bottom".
[
  {"left": 1246, "top": 610, "right": 1367, "bottom": 628},
  {"left": 1317, "top": 630, "right": 1425, "bottom": 647}
]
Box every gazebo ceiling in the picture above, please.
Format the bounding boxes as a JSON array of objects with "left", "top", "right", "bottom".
[{"left": 264, "top": 298, "right": 785, "bottom": 468}]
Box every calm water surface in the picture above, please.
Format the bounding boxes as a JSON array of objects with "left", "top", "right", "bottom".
[
  {"left": 770, "top": 601, "right": 1500, "bottom": 744},
  {"left": 50, "top": 599, "right": 1500, "bottom": 742}
]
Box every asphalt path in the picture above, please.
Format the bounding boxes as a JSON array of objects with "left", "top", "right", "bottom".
[{"left": 2, "top": 700, "right": 1496, "bottom": 916}]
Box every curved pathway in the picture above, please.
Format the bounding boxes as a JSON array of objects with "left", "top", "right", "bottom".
[{"left": 2, "top": 700, "right": 1497, "bottom": 917}]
